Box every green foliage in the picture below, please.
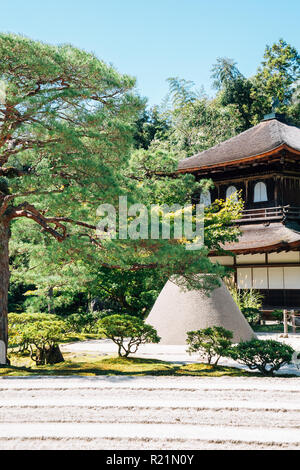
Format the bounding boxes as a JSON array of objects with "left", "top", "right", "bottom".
[
  {"left": 163, "top": 39, "right": 299, "bottom": 158},
  {"left": 0, "top": 33, "right": 140, "bottom": 210},
  {"left": 0, "top": 33, "right": 145, "bottom": 324},
  {"left": 230, "top": 287, "right": 263, "bottom": 325},
  {"left": 241, "top": 307, "right": 261, "bottom": 326},
  {"left": 9, "top": 217, "right": 97, "bottom": 314},
  {"left": 1, "top": 34, "right": 245, "bottom": 328},
  {"left": 212, "top": 58, "right": 253, "bottom": 130},
  {"left": 227, "top": 339, "right": 294, "bottom": 376},
  {"left": 211, "top": 39, "right": 300, "bottom": 129},
  {"left": 98, "top": 314, "right": 160, "bottom": 357},
  {"left": 65, "top": 312, "right": 103, "bottom": 333},
  {"left": 272, "top": 309, "right": 284, "bottom": 323},
  {"left": 126, "top": 146, "right": 202, "bottom": 206},
  {"left": 90, "top": 268, "right": 164, "bottom": 318},
  {"left": 8, "top": 312, "right": 66, "bottom": 364},
  {"left": 186, "top": 326, "right": 233, "bottom": 365},
  {"left": 134, "top": 107, "right": 170, "bottom": 149},
  {"left": 253, "top": 39, "right": 300, "bottom": 123},
  {"left": 166, "top": 77, "right": 199, "bottom": 107},
  {"left": 8, "top": 312, "right": 51, "bottom": 351},
  {"left": 165, "top": 93, "right": 241, "bottom": 157}
]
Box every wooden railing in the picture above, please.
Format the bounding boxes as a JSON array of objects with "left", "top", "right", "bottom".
[{"left": 235, "top": 205, "right": 300, "bottom": 224}]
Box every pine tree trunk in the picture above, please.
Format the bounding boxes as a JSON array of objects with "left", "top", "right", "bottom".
[
  {"left": 45, "top": 345, "right": 64, "bottom": 364},
  {"left": 47, "top": 287, "right": 55, "bottom": 314},
  {"left": 35, "top": 345, "right": 64, "bottom": 365},
  {"left": 0, "top": 220, "right": 10, "bottom": 364}
]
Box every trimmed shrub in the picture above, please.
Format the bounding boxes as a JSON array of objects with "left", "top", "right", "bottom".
[
  {"left": 8, "top": 312, "right": 65, "bottom": 365},
  {"left": 98, "top": 314, "right": 160, "bottom": 357},
  {"left": 8, "top": 312, "right": 56, "bottom": 352},
  {"left": 227, "top": 339, "right": 294, "bottom": 376},
  {"left": 186, "top": 326, "right": 233, "bottom": 365}
]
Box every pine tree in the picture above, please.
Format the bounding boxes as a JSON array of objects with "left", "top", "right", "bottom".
[
  {"left": 0, "top": 34, "right": 140, "bottom": 359},
  {"left": 0, "top": 34, "right": 242, "bottom": 362}
]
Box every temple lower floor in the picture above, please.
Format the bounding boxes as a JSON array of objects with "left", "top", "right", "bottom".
[{"left": 210, "top": 251, "right": 300, "bottom": 309}]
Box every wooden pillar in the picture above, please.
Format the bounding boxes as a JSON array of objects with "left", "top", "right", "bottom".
[
  {"left": 233, "top": 256, "right": 237, "bottom": 285},
  {"left": 274, "top": 176, "right": 278, "bottom": 207},
  {"left": 283, "top": 309, "right": 289, "bottom": 338},
  {"left": 278, "top": 177, "right": 283, "bottom": 206},
  {"left": 291, "top": 310, "right": 296, "bottom": 334}
]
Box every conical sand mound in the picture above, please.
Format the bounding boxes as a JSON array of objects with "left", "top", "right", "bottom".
[{"left": 146, "top": 278, "right": 255, "bottom": 344}]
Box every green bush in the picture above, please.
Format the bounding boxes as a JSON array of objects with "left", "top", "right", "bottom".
[
  {"left": 272, "top": 309, "right": 283, "bottom": 323},
  {"left": 241, "top": 306, "right": 261, "bottom": 325},
  {"left": 65, "top": 312, "right": 103, "bottom": 333},
  {"left": 98, "top": 314, "right": 160, "bottom": 357},
  {"left": 186, "top": 326, "right": 233, "bottom": 365},
  {"left": 8, "top": 312, "right": 66, "bottom": 365},
  {"left": 227, "top": 339, "right": 294, "bottom": 376},
  {"left": 8, "top": 312, "right": 56, "bottom": 352}
]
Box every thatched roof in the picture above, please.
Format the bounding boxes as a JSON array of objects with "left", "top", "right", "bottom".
[
  {"left": 178, "top": 117, "right": 300, "bottom": 172},
  {"left": 223, "top": 222, "right": 300, "bottom": 255},
  {"left": 146, "top": 278, "right": 255, "bottom": 345}
]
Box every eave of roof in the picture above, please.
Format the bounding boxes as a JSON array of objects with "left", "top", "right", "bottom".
[
  {"left": 219, "top": 222, "right": 300, "bottom": 255},
  {"left": 178, "top": 118, "right": 300, "bottom": 173}
]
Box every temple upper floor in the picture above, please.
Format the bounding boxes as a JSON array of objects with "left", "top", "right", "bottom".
[{"left": 177, "top": 114, "right": 300, "bottom": 223}]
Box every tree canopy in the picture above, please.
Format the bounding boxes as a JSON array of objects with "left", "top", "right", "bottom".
[{"left": 0, "top": 34, "right": 244, "bottom": 357}]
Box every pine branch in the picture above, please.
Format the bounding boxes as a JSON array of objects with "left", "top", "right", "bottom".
[{"left": 9, "top": 202, "right": 67, "bottom": 241}]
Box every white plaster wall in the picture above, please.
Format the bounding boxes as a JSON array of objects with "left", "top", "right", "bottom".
[
  {"left": 237, "top": 268, "right": 252, "bottom": 289},
  {"left": 284, "top": 267, "right": 300, "bottom": 289},
  {"left": 252, "top": 268, "right": 268, "bottom": 289},
  {"left": 268, "top": 252, "right": 300, "bottom": 263},
  {"left": 236, "top": 254, "right": 265, "bottom": 264},
  {"left": 268, "top": 267, "right": 284, "bottom": 289}
]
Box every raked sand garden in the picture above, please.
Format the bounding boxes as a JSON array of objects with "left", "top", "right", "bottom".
[
  {"left": 1, "top": 333, "right": 299, "bottom": 450},
  {"left": 0, "top": 373, "right": 299, "bottom": 450}
]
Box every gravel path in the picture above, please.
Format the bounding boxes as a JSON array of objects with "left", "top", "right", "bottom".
[{"left": 0, "top": 376, "right": 299, "bottom": 450}]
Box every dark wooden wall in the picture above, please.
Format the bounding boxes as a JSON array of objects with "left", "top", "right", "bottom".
[
  {"left": 197, "top": 173, "right": 300, "bottom": 209},
  {"left": 255, "top": 289, "right": 300, "bottom": 309}
]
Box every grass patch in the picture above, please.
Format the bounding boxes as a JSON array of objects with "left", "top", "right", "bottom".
[
  {"left": 176, "top": 363, "right": 255, "bottom": 377},
  {"left": 0, "top": 352, "right": 259, "bottom": 377}
]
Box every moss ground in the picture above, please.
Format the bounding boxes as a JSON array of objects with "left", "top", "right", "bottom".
[{"left": 0, "top": 352, "right": 256, "bottom": 377}]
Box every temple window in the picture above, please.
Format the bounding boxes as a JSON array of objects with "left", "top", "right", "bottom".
[
  {"left": 200, "top": 190, "right": 211, "bottom": 207},
  {"left": 226, "top": 185, "right": 238, "bottom": 201},
  {"left": 254, "top": 181, "right": 268, "bottom": 202}
]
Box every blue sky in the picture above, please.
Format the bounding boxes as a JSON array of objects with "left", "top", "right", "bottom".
[{"left": 0, "top": 0, "right": 299, "bottom": 106}]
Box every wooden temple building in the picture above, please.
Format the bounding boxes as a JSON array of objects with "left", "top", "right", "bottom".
[{"left": 178, "top": 113, "right": 300, "bottom": 311}]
